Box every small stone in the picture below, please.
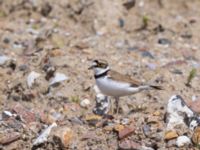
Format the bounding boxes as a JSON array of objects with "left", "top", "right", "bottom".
[
  {"left": 27, "top": 71, "right": 41, "bottom": 88},
  {"left": 0, "top": 55, "right": 11, "bottom": 65},
  {"left": 153, "top": 111, "right": 161, "bottom": 116},
  {"left": 33, "top": 122, "right": 57, "bottom": 146},
  {"left": 49, "top": 49, "right": 64, "bottom": 57},
  {"left": 41, "top": 2, "right": 52, "bottom": 17},
  {"left": 114, "top": 124, "right": 125, "bottom": 132},
  {"left": 158, "top": 38, "right": 171, "bottom": 45},
  {"left": 85, "top": 114, "right": 102, "bottom": 126},
  {"left": 2, "top": 110, "right": 14, "bottom": 119},
  {"left": 164, "top": 130, "right": 178, "bottom": 141},
  {"left": 118, "top": 125, "right": 135, "bottom": 140},
  {"left": 49, "top": 72, "right": 68, "bottom": 85},
  {"left": 51, "top": 126, "right": 74, "bottom": 148},
  {"left": 18, "top": 64, "right": 29, "bottom": 71},
  {"left": 85, "top": 114, "right": 102, "bottom": 121},
  {"left": 192, "top": 126, "right": 200, "bottom": 145},
  {"left": 119, "top": 140, "right": 141, "bottom": 150},
  {"left": 123, "top": 0, "right": 136, "bottom": 10},
  {"left": 143, "top": 124, "right": 151, "bottom": 137},
  {"left": 80, "top": 99, "right": 91, "bottom": 108},
  {"left": 0, "top": 132, "right": 20, "bottom": 145},
  {"left": 69, "top": 117, "right": 83, "bottom": 125},
  {"left": 81, "top": 132, "right": 100, "bottom": 141},
  {"left": 103, "top": 124, "right": 115, "bottom": 132},
  {"left": 121, "top": 118, "right": 130, "bottom": 125},
  {"left": 141, "top": 51, "right": 154, "bottom": 59},
  {"left": 12, "top": 103, "right": 36, "bottom": 124},
  {"left": 188, "top": 99, "right": 200, "bottom": 113},
  {"left": 147, "top": 116, "right": 159, "bottom": 124},
  {"left": 176, "top": 135, "right": 191, "bottom": 147}
]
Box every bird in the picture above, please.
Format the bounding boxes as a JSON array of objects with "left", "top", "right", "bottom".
[{"left": 89, "top": 59, "right": 162, "bottom": 114}]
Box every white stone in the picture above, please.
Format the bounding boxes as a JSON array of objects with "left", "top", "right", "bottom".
[
  {"left": 0, "top": 55, "right": 10, "bottom": 65},
  {"left": 80, "top": 99, "right": 91, "bottom": 108},
  {"left": 176, "top": 136, "right": 191, "bottom": 147},
  {"left": 166, "top": 95, "right": 194, "bottom": 130},
  {"left": 49, "top": 72, "right": 68, "bottom": 85},
  {"left": 27, "top": 71, "right": 41, "bottom": 88},
  {"left": 33, "top": 122, "right": 57, "bottom": 146}
]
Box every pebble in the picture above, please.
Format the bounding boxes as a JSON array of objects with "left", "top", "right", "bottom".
[
  {"left": 158, "top": 38, "right": 171, "bottom": 45},
  {"left": 118, "top": 125, "right": 135, "bottom": 140},
  {"left": 49, "top": 49, "right": 64, "bottom": 57},
  {"left": 80, "top": 99, "right": 91, "bottom": 108},
  {"left": 123, "top": 0, "right": 136, "bottom": 10},
  {"left": 0, "top": 132, "right": 21, "bottom": 145},
  {"left": 143, "top": 124, "right": 151, "bottom": 137},
  {"left": 51, "top": 126, "right": 74, "bottom": 148},
  {"left": 164, "top": 130, "right": 178, "bottom": 140},
  {"left": 12, "top": 103, "right": 36, "bottom": 124},
  {"left": 141, "top": 51, "right": 154, "bottom": 59},
  {"left": 0, "top": 55, "right": 11, "bottom": 65},
  {"left": 176, "top": 135, "right": 191, "bottom": 147},
  {"left": 119, "top": 140, "right": 141, "bottom": 150},
  {"left": 27, "top": 71, "right": 41, "bottom": 88},
  {"left": 188, "top": 99, "right": 200, "bottom": 113},
  {"left": 49, "top": 72, "right": 68, "bottom": 85},
  {"left": 192, "top": 126, "right": 200, "bottom": 145},
  {"left": 85, "top": 114, "right": 102, "bottom": 126},
  {"left": 33, "top": 122, "right": 57, "bottom": 146},
  {"left": 114, "top": 124, "right": 125, "bottom": 132}
]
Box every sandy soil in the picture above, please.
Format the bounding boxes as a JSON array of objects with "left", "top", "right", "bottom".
[{"left": 0, "top": 0, "right": 200, "bottom": 149}]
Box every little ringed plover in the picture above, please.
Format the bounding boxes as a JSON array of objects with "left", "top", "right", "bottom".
[{"left": 89, "top": 59, "right": 162, "bottom": 114}]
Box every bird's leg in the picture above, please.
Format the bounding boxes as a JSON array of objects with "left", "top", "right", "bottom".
[
  {"left": 109, "top": 98, "right": 114, "bottom": 114},
  {"left": 115, "top": 97, "right": 120, "bottom": 115}
]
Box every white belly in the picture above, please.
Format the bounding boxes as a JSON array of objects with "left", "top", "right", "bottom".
[{"left": 96, "top": 76, "right": 140, "bottom": 97}]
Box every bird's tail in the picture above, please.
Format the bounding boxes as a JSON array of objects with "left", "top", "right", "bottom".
[{"left": 150, "top": 85, "right": 163, "bottom": 90}]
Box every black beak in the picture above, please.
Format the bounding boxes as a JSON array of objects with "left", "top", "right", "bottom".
[{"left": 88, "top": 65, "right": 94, "bottom": 70}]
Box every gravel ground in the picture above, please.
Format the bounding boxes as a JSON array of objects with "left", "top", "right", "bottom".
[{"left": 1, "top": 0, "right": 200, "bottom": 149}]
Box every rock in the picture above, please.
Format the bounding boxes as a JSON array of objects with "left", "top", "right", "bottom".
[
  {"left": 93, "top": 85, "right": 110, "bottom": 115},
  {"left": 192, "top": 126, "right": 200, "bottom": 145},
  {"left": 123, "top": 0, "right": 136, "bottom": 10},
  {"left": 29, "top": 122, "right": 43, "bottom": 134},
  {"left": 158, "top": 38, "right": 171, "bottom": 45},
  {"left": 0, "top": 131, "right": 20, "bottom": 145},
  {"left": 49, "top": 49, "right": 64, "bottom": 57},
  {"left": 118, "top": 125, "right": 135, "bottom": 140},
  {"left": 12, "top": 103, "right": 36, "bottom": 124},
  {"left": 147, "top": 116, "right": 159, "bottom": 124},
  {"left": 69, "top": 117, "right": 83, "bottom": 125},
  {"left": 153, "top": 111, "right": 161, "bottom": 116},
  {"left": 166, "top": 95, "right": 194, "bottom": 130},
  {"left": 40, "top": 112, "right": 63, "bottom": 125},
  {"left": 114, "top": 124, "right": 125, "bottom": 132},
  {"left": 176, "top": 135, "right": 191, "bottom": 147},
  {"left": 141, "top": 51, "right": 154, "bottom": 59},
  {"left": 41, "top": 2, "right": 52, "bottom": 17},
  {"left": 85, "top": 114, "right": 102, "bottom": 126},
  {"left": 2, "top": 110, "right": 14, "bottom": 119},
  {"left": 33, "top": 122, "right": 57, "bottom": 146},
  {"left": 80, "top": 99, "right": 91, "bottom": 108},
  {"left": 27, "top": 71, "right": 41, "bottom": 88},
  {"left": 51, "top": 126, "right": 74, "bottom": 148},
  {"left": 119, "top": 140, "right": 141, "bottom": 150},
  {"left": 143, "top": 124, "right": 151, "bottom": 137},
  {"left": 188, "top": 99, "right": 200, "bottom": 113},
  {"left": 164, "top": 130, "right": 178, "bottom": 141},
  {"left": 120, "top": 118, "right": 130, "bottom": 125},
  {"left": 49, "top": 72, "right": 69, "bottom": 85},
  {"left": 81, "top": 132, "right": 100, "bottom": 141},
  {"left": 0, "top": 55, "right": 11, "bottom": 66}
]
